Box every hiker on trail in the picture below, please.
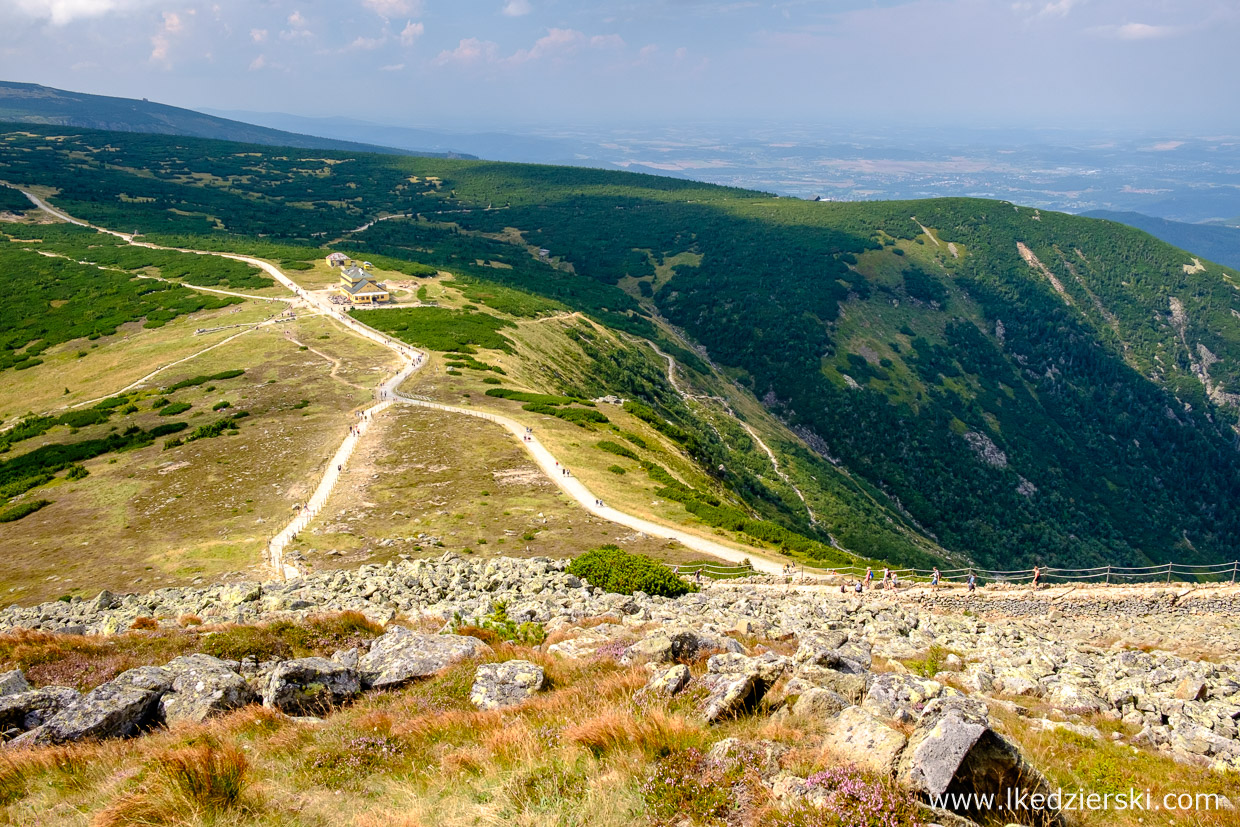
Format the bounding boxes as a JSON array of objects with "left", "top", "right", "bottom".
[
  {"left": 967, "top": 572, "right": 977, "bottom": 593},
  {"left": 1032, "top": 565, "right": 1042, "bottom": 589},
  {"left": 881, "top": 568, "right": 890, "bottom": 590},
  {"left": 854, "top": 580, "right": 864, "bottom": 594},
  {"left": 891, "top": 571, "right": 899, "bottom": 591},
  {"left": 931, "top": 567, "right": 941, "bottom": 589},
  {"left": 865, "top": 567, "right": 874, "bottom": 589},
  {"left": 695, "top": 569, "right": 703, "bottom": 588}
]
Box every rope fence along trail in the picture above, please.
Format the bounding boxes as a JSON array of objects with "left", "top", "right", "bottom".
[{"left": 685, "top": 559, "right": 1240, "bottom": 588}]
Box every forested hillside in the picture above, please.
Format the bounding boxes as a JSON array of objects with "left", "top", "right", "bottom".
[{"left": 3, "top": 123, "right": 1239, "bottom": 571}]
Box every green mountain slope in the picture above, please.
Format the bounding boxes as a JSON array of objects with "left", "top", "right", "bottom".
[
  {"left": 0, "top": 81, "right": 471, "bottom": 159},
  {"left": 2, "top": 123, "right": 1238, "bottom": 571},
  {"left": 1082, "top": 209, "right": 1240, "bottom": 270}
]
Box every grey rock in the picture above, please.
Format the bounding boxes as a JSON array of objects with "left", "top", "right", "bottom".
[
  {"left": 821, "top": 705, "right": 908, "bottom": 776},
  {"left": 898, "top": 696, "right": 1066, "bottom": 827},
  {"left": 701, "top": 671, "right": 762, "bottom": 723},
  {"left": 897, "top": 697, "right": 992, "bottom": 796},
  {"left": 784, "top": 664, "right": 868, "bottom": 703},
  {"left": 643, "top": 664, "right": 691, "bottom": 697},
  {"left": 0, "top": 670, "right": 30, "bottom": 698},
  {"left": 264, "top": 658, "right": 360, "bottom": 715},
  {"left": 863, "top": 672, "right": 957, "bottom": 725},
  {"left": 0, "top": 686, "right": 81, "bottom": 734},
  {"left": 470, "top": 660, "right": 545, "bottom": 710},
  {"left": 790, "top": 687, "right": 851, "bottom": 720},
  {"left": 707, "top": 737, "right": 788, "bottom": 779},
  {"left": 160, "top": 654, "right": 256, "bottom": 725},
  {"left": 34, "top": 667, "right": 173, "bottom": 745},
  {"left": 707, "top": 652, "right": 789, "bottom": 687},
  {"left": 358, "top": 627, "right": 492, "bottom": 689}
]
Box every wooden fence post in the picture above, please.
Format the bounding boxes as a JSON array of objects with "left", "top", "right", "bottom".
[
  {"left": 1166, "top": 562, "right": 1172, "bottom": 585},
  {"left": 1105, "top": 565, "right": 1111, "bottom": 585}
]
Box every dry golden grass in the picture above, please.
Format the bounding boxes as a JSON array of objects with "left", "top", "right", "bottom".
[{"left": 92, "top": 743, "right": 254, "bottom": 827}]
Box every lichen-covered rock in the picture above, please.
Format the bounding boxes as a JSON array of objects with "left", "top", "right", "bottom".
[
  {"left": 700, "top": 672, "right": 761, "bottom": 723},
  {"left": 0, "top": 669, "right": 30, "bottom": 698},
  {"left": 470, "top": 660, "right": 544, "bottom": 710},
  {"left": 790, "top": 687, "right": 850, "bottom": 720},
  {"left": 897, "top": 696, "right": 992, "bottom": 796},
  {"left": 358, "top": 627, "right": 492, "bottom": 689},
  {"left": 160, "top": 654, "right": 256, "bottom": 725},
  {"left": 863, "top": 672, "right": 959, "bottom": 725},
  {"left": 34, "top": 666, "right": 173, "bottom": 745},
  {"left": 643, "top": 664, "right": 691, "bottom": 697},
  {"left": 707, "top": 737, "right": 788, "bottom": 779},
  {"left": 707, "top": 651, "right": 789, "bottom": 686},
  {"left": 264, "top": 658, "right": 359, "bottom": 715},
  {"left": 0, "top": 686, "right": 81, "bottom": 737},
  {"left": 897, "top": 696, "right": 1066, "bottom": 827},
  {"left": 821, "top": 705, "right": 908, "bottom": 777}
]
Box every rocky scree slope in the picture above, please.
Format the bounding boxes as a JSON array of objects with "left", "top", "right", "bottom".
[{"left": 3, "top": 554, "right": 1240, "bottom": 825}]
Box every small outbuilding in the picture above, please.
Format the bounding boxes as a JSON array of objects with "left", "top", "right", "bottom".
[{"left": 326, "top": 252, "right": 349, "bottom": 267}]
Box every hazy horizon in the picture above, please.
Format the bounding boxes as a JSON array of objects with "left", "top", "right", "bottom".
[{"left": 2, "top": 0, "right": 1238, "bottom": 134}]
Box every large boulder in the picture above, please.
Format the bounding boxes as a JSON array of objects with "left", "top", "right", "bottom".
[
  {"left": 264, "top": 658, "right": 360, "bottom": 715},
  {"left": 794, "top": 631, "right": 871, "bottom": 673},
  {"left": 897, "top": 697, "right": 1065, "bottom": 827},
  {"left": 698, "top": 652, "right": 789, "bottom": 723},
  {"left": 0, "top": 669, "right": 30, "bottom": 698},
  {"left": 358, "top": 627, "right": 492, "bottom": 689},
  {"left": 160, "top": 654, "right": 256, "bottom": 725},
  {"left": 34, "top": 666, "right": 173, "bottom": 745},
  {"left": 707, "top": 652, "right": 790, "bottom": 687},
  {"left": 821, "top": 705, "right": 908, "bottom": 777},
  {"left": 0, "top": 686, "right": 81, "bottom": 738},
  {"left": 701, "top": 672, "right": 762, "bottom": 723},
  {"left": 470, "top": 660, "right": 545, "bottom": 710}
]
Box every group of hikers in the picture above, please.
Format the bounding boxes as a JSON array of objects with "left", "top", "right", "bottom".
[{"left": 832, "top": 564, "right": 1049, "bottom": 594}]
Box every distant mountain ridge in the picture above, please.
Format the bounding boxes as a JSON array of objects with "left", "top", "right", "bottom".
[
  {"left": 0, "top": 81, "right": 474, "bottom": 159},
  {"left": 1082, "top": 209, "right": 1240, "bottom": 270}
]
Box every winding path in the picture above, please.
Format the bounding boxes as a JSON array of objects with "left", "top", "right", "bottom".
[
  {"left": 15, "top": 188, "right": 788, "bottom": 579},
  {"left": 646, "top": 340, "right": 820, "bottom": 527}
]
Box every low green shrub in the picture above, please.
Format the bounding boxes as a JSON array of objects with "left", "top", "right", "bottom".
[
  {"left": 567, "top": 545, "right": 695, "bottom": 597},
  {"left": 0, "top": 499, "right": 51, "bottom": 523},
  {"left": 159, "top": 402, "right": 192, "bottom": 416}
]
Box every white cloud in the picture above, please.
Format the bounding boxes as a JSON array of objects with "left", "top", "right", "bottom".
[
  {"left": 250, "top": 28, "right": 267, "bottom": 43},
  {"left": 434, "top": 37, "right": 500, "bottom": 65},
  {"left": 1115, "top": 21, "right": 1175, "bottom": 39},
  {"left": 281, "top": 10, "right": 312, "bottom": 40},
  {"left": 502, "top": 0, "right": 532, "bottom": 16},
  {"left": 1087, "top": 20, "right": 1182, "bottom": 40},
  {"left": 349, "top": 34, "right": 386, "bottom": 50},
  {"left": 590, "top": 34, "right": 625, "bottom": 49},
  {"left": 508, "top": 27, "right": 584, "bottom": 63},
  {"left": 11, "top": 0, "right": 157, "bottom": 26},
  {"left": 380, "top": 62, "right": 405, "bottom": 71},
  {"left": 400, "top": 20, "right": 424, "bottom": 46},
  {"left": 149, "top": 10, "right": 185, "bottom": 66},
  {"left": 248, "top": 54, "right": 266, "bottom": 70},
  {"left": 363, "top": 0, "right": 422, "bottom": 18},
  {"left": 1038, "top": 0, "right": 1080, "bottom": 17}
]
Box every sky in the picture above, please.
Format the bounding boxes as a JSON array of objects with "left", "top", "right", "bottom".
[{"left": 1, "top": 0, "right": 1238, "bottom": 133}]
